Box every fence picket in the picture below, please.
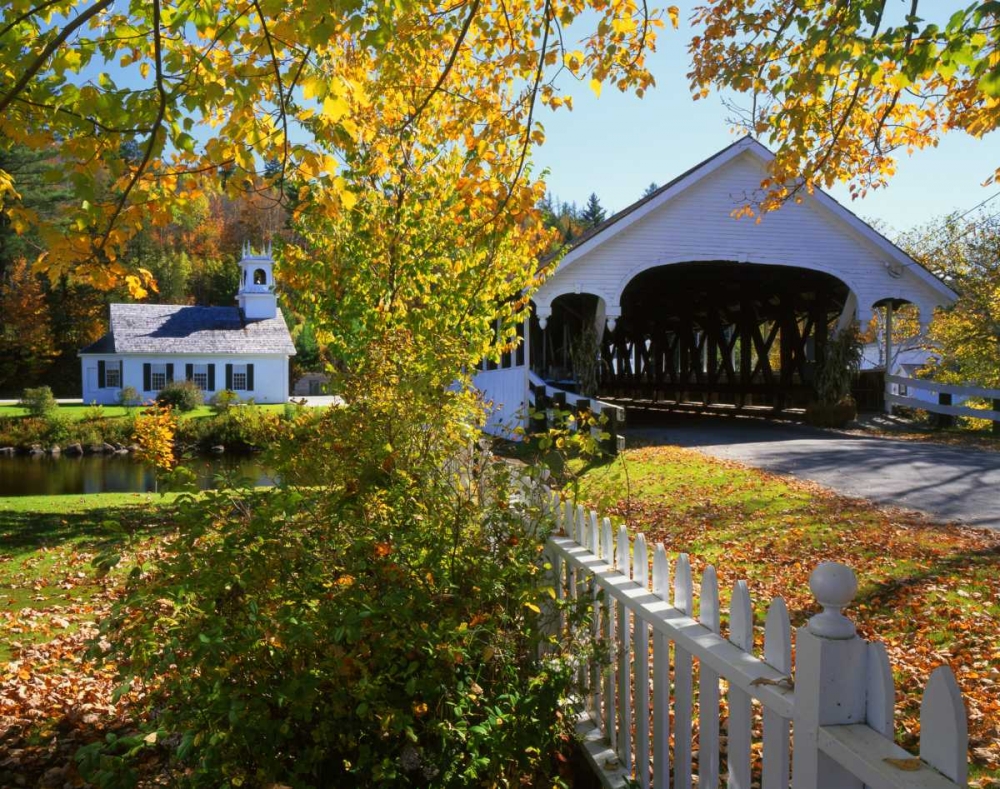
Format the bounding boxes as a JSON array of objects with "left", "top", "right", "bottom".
[
  {"left": 652, "top": 544, "right": 671, "bottom": 789},
  {"left": 563, "top": 500, "right": 573, "bottom": 540},
  {"left": 576, "top": 504, "right": 587, "bottom": 544},
  {"left": 616, "top": 526, "right": 634, "bottom": 772},
  {"left": 865, "top": 641, "right": 894, "bottom": 738},
  {"left": 634, "top": 534, "right": 651, "bottom": 789},
  {"left": 728, "top": 580, "right": 753, "bottom": 789},
  {"left": 602, "top": 517, "right": 617, "bottom": 744},
  {"left": 699, "top": 566, "right": 721, "bottom": 789},
  {"left": 674, "top": 554, "right": 694, "bottom": 789},
  {"left": 545, "top": 519, "right": 971, "bottom": 789},
  {"left": 920, "top": 667, "right": 968, "bottom": 786},
  {"left": 762, "top": 597, "right": 791, "bottom": 789},
  {"left": 589, "top": 511, "right": 602, "bottom": 722}
]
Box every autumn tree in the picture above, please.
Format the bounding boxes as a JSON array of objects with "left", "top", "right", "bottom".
[
  {"left": 690, "top": 1, "right": 1000, "bottom": 212},
  {"left": 0, "top": 257, "right": 56, "bottom": 389},
  {"left": 897, "top": 212, "right": 1000, "bottom": 387},
  {"left": 0, "top": 0, "right": 674, "bottom": 294}
]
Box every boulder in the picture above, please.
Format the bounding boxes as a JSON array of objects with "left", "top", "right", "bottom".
[
  {"left": 48, "top": 445, "right": 61, "bottom": 455},
  {"left": 210, "top": 445, "right": 225, "bottom": 454},
  {"left": 87, "top": 444, "right": 105, "bottom": 455},
  {"left": 0, "top": 446, "right": 14, "bottom": 456},
  {"left": 64, "top": 442, "right": 84, "bottom": 456},
  {"left": 102, "top": 442, "right": 116, "bottom": 454},
  {"left": 29, "top": 446, "right": 44, "bottom": 457},
  {"left": 128, "top": 444, "right": 140, "bottom": 453}
]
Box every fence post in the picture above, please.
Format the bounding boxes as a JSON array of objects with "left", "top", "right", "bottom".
[
  {"left": 792, "top": 562, "right": 866, "bottom": 789},
  {"left": 937, "top": 392, "right": 955, "bottom": 429}
]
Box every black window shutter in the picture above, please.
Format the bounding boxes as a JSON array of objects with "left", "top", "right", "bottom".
[
  {"left": 166, "top": 363, "right": 174, "bottom": 383},
  {"left": 98, "top": 360, "right": 106, "bottom": 388},
  {"left": 225, "top": 364, "right": 233, "bottom": 390},
  {"left": 246, "top": 363, "right": 254, "bottom": 391},
  {"left": 118, "top": 360, "right": 123, "bottom": 382},
  {"left": 208, "top": 364, "right": 216, "bottom": 391},
  {"left": 143, "top": 363, "right": 151, "bottom": 391},
  {"left": 185, "top": 363, "right": 193, "bottom": 381}
]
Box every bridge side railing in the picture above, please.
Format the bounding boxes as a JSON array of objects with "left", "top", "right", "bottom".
[
  {"left": 542, "top": 493, "right": 970, "bottom": 789},
  {"left": 885, "top": 374, "right": 1000, "bottom": 431}
]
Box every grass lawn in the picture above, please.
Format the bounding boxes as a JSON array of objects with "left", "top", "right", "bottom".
[
  {"left": 571, "top": 444, "right": 1000, "bottom": 783},
  {"left": 0, "top": 402, "right": 290, "bottom": 421}
]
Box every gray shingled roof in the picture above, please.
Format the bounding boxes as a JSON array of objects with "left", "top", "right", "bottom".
[{"left": 80, "top": 304, "right": 296, "bottom": 355}]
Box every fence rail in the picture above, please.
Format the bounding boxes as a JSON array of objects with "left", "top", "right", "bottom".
[
  {"left": 885, "top": 374, "right": 1000, "bottom": 424},
  {"left": 543, "top": 495, "right": 970, "bottom": 789}
]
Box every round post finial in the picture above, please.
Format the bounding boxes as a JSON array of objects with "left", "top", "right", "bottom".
[{"left": 807, "top": 562, "right": 858, "bottom": 639}]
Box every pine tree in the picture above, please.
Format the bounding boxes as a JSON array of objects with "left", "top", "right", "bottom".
[
  {"left": 580, "top": 193, "right": 607, "bottom": 229},
  {"left": 643, "top": 182, "right": 659, "bottom": 197}
]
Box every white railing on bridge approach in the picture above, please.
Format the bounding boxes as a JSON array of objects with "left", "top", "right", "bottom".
[
  {"left": 543, "top": 494, "right": 970, "bottom": 789},
  {"left": 885, "top": 374, "right": 1000, "bottom": 425}
]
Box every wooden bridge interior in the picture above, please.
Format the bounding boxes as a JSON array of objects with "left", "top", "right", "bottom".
[{"left": 531, "top": 262, "right": 851, "bottom": 413}]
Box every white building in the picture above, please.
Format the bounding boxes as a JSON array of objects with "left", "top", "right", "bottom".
[
  {"left": 80, "top": 247, "right": 295, "bottom": 405},
  {"left": 474, "top": 137, "right": 958, "bottom": 434}
]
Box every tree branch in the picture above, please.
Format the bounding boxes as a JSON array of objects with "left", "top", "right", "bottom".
[{"left": 0, "top": 0, "right": 114, "bottom": 116}]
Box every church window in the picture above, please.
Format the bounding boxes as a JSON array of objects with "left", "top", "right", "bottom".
[
  {"left": 151, "top": 363, "right": 167, "bottom": 391},
  {"left": 232, "top": 364, "right": 248, "bottom": 391}
]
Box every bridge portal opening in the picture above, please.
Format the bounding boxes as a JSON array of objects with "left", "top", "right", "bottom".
[{"left": 603, "top": 262, "right": 850, "bottom": 410}]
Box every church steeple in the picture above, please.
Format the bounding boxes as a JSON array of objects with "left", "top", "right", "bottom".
[{"left": 237, "top": 242, "right": 278, "bottom": 320}]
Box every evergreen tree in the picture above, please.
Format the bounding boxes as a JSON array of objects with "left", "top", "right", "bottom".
[
  {"left": 580, "top": 193, "right": 607, "bottom": 228},
  {"left": 643, "top": 182, "right": 659, "bottom": 197}
]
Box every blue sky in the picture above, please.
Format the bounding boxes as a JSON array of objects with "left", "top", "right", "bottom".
[{"left": 533, "top": 4, "right": 999, "bottom": 236}]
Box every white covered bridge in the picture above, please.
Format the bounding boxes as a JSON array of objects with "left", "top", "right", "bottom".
[{"left": 475, "top": 137, "right": 957, "bottom": 435}]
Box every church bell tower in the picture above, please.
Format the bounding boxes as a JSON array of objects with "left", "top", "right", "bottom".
[{"left": 237, "top": 242, "right": 278, "bottom": 321}]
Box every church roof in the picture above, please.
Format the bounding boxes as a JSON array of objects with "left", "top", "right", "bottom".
[{"left": 80, "top": 304, "right": 296, "bottom": 355}]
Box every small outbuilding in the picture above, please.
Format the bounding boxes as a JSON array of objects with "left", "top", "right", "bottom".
[{"left": 80, "top": 247, "right": 295, "bottom": 405}]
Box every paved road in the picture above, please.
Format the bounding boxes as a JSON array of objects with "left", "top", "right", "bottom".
[{"left": 625, "top": 414, "right": 1000, "bottom": 530}]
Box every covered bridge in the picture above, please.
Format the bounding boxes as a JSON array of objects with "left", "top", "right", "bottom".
[{"left": 474, "top": 137, "right": 956, "bottom": 433}]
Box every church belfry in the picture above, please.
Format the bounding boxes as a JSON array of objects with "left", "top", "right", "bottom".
[{"left": 237, "top": 242, "right": 278, "bottom": 321}]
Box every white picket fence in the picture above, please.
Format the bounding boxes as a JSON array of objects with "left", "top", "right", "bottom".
[{"left": 543, "top": 496, "right": 970, "bottom": 789}]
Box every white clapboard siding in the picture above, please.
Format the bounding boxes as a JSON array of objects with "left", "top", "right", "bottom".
[{"left": 543, "top": 498, "right": 970, "bottom": 789}]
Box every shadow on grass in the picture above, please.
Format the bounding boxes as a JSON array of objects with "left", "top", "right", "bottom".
[{"left": 0, "top": 503, "right": 175, "bottom": 559}]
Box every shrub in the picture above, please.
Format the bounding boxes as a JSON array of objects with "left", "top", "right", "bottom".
[
  {"left": 92, "top": 405, "right": 581, "bottom": 788},
  {"left": 82, "top": 402, "right": 106, "bottom": 422},
  {"left": 209, "top": 389, "right": 240, "bottom": 414},
  {"left": 44, "top": 412, "right": 73, "bottom": 445},
  {"left": 20, "top": 386, "right": 58, "bottom": 417},
  {"left": 283, "top": 399, "right": 307, "bottom": 421},
  {"left": 814, "top": 323, "right": 864, "bottom": 405},
  {"left": 804, "top": 399, "right": 858, "bottom": 428},
  {"left": 117, "top": 386, "right": 142, "bottom": 410},
  {"left": 155, "top": 380, "right": 203, "bottom": 412}
]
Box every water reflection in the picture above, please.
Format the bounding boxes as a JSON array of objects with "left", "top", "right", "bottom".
[{"left": 0, "top": 454, "right": 276, "bottom": 497}]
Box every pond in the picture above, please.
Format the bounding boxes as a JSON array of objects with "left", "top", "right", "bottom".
[{"left": 0, "top": 453, "right": 276, "bottom": 497}]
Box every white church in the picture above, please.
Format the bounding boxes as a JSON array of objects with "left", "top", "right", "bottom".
[{"left": 80, "top": 246, "right": 296, "bottom": 405}]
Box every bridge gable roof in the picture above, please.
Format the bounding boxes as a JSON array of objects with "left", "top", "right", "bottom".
[{"left": 543, "top": 137, "right": 956, "bottom": 307}]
